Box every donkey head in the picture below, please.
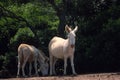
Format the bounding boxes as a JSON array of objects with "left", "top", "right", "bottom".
[
  {"left": 40, "top": 60, "right": 49, "bottom": 76},
  {"left": 38, "top": 52, "right": 49, "bottom": 76},
  {"left": 65, "top": 25, "right": 78, "bottom": 48}
]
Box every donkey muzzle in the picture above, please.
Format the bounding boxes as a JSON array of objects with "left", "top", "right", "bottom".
[{"left": 71, "top": 44, "right": 75, "bottom": 48}]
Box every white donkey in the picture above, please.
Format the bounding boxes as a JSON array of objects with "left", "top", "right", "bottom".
[
  {"left": 17, "top": 43, "right": 49, "bottom": 77},
  {"left": 49, "top": 25, "right": 78, "bottom": 75}
]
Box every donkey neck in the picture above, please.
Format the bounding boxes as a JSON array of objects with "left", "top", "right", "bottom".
[
  {"left": 38, "top": 51, "right": 46, "bottom": 63},
  {"left": 66, "top": 38, "right": 75, "bottom": 48}
]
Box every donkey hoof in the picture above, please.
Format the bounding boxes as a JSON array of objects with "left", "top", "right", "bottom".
[
  {"left": 72, "top": 73, "right": 77, "bottom": 76},
  {"left": 16, "top": 75, "right": 20, "bottom": 78},
  {"left": 50, "top": 73, "right": 53, "bottom": 76},
  {"left": 63, "top": 74, "right": 67, "bottom": 76},
  {"left": 34, "top": 74, "right": 39, "bottom": 77},
  {"left": 22, "top": 75, "right": 27, "bottom": 78}
]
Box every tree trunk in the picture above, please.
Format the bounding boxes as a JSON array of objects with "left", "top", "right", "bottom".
[
  {"left": 57, "top": 12, "right": 66, "bottom": 38},
  {"left": 46, "top": 0, "right": 67, "bottom": 38}
]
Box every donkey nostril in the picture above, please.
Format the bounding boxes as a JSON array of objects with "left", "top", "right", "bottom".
[{"left": 71, "top": 45, "right": 75, "bottom": 48}]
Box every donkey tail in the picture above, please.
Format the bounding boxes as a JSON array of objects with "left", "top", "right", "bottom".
[{"left": 18, "top": 47, "right": 24, "bottom": 67}]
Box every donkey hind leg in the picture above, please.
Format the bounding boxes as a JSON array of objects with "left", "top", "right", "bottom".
[
  {"left": 17, "top": 57, "right": 21, "bottom": 77},
  {"left": 53, "top": 58, "right": 57, "bottom": 75},
  {"left": 70, "top": 56, "right": 77, "bottom": 75},
  {"left": 64, "top": 58, "right": 67, "bottom": 75},
  {"left": 50, "top": 54, "right": 53, "bottom": 75},
  {"left": 22, "top": 56, "right": 29, "bottom": 77}
]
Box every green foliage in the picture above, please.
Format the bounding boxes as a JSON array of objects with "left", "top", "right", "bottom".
[
  {"left": 10, "top": 27, "right": 35, "bottom": 44},
  {"left": 0, "top": 52, "right": 16, "bottom": 70},
  {"left": 7, "top": 3, "right": 59, "bottom": 29},
  {"left": 7, "top": 2, "right": 59, "bottom": 49},
  {"left": 75, "top": 14, "right": 120, "bottom": 73},
  {"left": 0, "top": 55, "right": 8, "bottom": 70}
]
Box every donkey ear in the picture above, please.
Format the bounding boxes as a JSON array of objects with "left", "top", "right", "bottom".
[
  {"left": 65, "top": 25, "right": 71, "bottom": 33},
  {"left": 73, "top": 26, "right": 78, "bottom": 33}
]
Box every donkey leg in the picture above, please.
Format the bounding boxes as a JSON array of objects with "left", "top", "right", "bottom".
[
  {"left": 64, "top": 58, "right": 67, "bottom": 75},
  {"left": 17, "top": 59, "right": 20, "bottom": 77},
  {"left": 29, "top": 62, "right": 32, "bottom": 76},
  {"left": 22, "top": 56, "right": 29, "bottom": 77},
  {"left": 53, "top": 58, "right": 57, "bottom": 75},
  {"left": 70, "top": 55, "right": 77, "bottom": 75},
  {"left": 34, "top": 59, "right": 38, "bottom": 76},
  {"left": 50, "top": 55, "right": 53, "bottom": 75},
  {"left": 22, "top": 62, "right": 26, "bottom": 77}
]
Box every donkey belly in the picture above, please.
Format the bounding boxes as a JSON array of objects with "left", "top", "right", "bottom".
[
  {"left": 51, "top": 44, "right": 64, "bottom": 59},
  {"left": 52, "top": 49, "right": 64, "bottom": 59},
  {"left": 28, "top": 53, "right": 34, "bottom": 62}
]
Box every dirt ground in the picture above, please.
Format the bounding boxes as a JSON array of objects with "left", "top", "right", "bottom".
[{"left": 1, "top": 73, "right": 120, "bottom": 80}]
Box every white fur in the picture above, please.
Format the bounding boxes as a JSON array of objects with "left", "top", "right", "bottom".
[
  {"left": 49, "top": 25, "right": 78, "bottom": 75},
  {"left": 17, "top": 43, "right": 49, "bottom": 77}
]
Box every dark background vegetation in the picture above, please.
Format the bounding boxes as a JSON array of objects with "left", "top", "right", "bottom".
[{"left": 0, "top": 0, "right": 120, "bottom": 78}]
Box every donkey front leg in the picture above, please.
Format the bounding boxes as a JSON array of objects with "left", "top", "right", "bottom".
[
  {"left": 34, "top": 59, "right": 38, "bottom": 76},
  {"left": 70, "top": 55, "right": 77, "bottom": 75},
  {"left": 29, "top": 62, "right": 32, "bottom": 76}
]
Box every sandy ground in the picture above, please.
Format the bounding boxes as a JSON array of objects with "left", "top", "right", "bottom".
[{"left": 1, "top": 73, "right": 120, "bottom": 80}]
